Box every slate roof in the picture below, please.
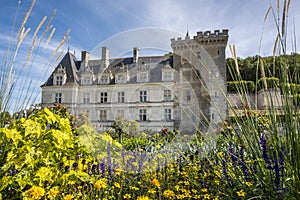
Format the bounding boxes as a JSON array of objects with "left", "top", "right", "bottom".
[{"left": 42, "top": 51, "right": 173, "bottom": 87}]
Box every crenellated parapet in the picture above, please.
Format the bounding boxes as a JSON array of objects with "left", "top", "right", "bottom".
[{"left": 171, "top": 29, "right": 229, "bottom": 48}]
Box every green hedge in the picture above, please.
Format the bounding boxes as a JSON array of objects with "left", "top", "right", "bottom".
[
  {"left": 227, "top": 81, "right": 255, "bottom": 93},
  {"left": 257, "top": 77, "right": 279, "bottom": 90}
]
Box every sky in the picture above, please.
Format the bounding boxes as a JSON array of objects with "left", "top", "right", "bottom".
[{"left": 0, "top": 0, "right": 299, "bottom": 112}]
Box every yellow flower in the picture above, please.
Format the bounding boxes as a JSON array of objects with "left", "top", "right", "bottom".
[
  {"left": 124, "top": 193, "right": 131, "bottom": 199},
  {"left": 27, "top": 186, "right": 45, "bottom": 199},
  {"left": 163, "top": 190, "right": 175, "bottom": 198},
  {"left": 68, "top": 180, "right": 75, "bottom": 185},
  {"left": 194, "top": 195, "right": 201, "bottom": 199},
  {"left": 245, "top": 182, "right": 252, "bottom": 187},
  {"left": 129, "top": 186, "right": 139, "bottom": 191},
  {"left": 201, "top": 188, "right": 208, "bottom": 193},
  {"left": 151, "top": 178, "right": 160, "bottom": 188},
  {"left": 204, "top": 193, "right": 211, "bottom": 199},
  {"left": 94, "top": 178, "right": 107, "bottom": 190},
  {"left": 184, "top": 181, "right": 190, "bottom": 186},
  {"left": 115, "top": 168, "right": 122, "bottom": 175},
  {"left": 156, "top": 144, "right": 161, "bottom": 149},
  {"left": 114, "top": 182, "right": 121, "bottom": 188},
  {"left": 236, "top": 190, "right": 246, "bottom": 197},
  {"left": 148, "top": 188, "right": 156, "bottom": 194},
  {"left": 64, "top": 194, "right": 74, "bottom": 200},
  {"left": 137, "top": 196, "right": 151, "bottom": 200},
  {"left": 217, "top": 152, "right": 223, "bottom": 157},
  {"left": 48, "top": 188, "right": 59, "bottom": 198}
]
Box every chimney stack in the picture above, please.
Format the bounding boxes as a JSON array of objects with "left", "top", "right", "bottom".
[
  {"left": 101, "top": 46, "right": 109, "bottom": 68},
  {"left": 81, "top": 51, "right": 90, "bottom": 67},
  {"left": 133, "top": 47, "right": 139, "bottom": 63}
]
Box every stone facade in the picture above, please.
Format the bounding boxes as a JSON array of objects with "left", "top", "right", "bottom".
[{"left": 41, "top": 30, "right": 229, "bottom": 133}]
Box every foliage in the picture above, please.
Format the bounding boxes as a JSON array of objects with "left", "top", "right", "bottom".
[
  {"left": 74, "top": 110, "right": 91, "bottom": 127},
  {"left": 111, "top": 115, "right": 140, "bottom": 142},
  {"left": 227, "top": 81, "right": 255, "bottom": 93},
  {"left": 76, "top": 124, "right": 122, "bottom": 159},
  {"left": 257, "top": 77, "right": 279, "bottom": 90},
  {"left": 226, "top": 53, "right": 300, "bottom": 83},
  {"left": 0, "top": 107, "right": 92, "bottom": 199}
]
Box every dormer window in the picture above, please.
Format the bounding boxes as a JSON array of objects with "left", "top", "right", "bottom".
[
  {"left": 116, "top": 73, "right": 127, "bottom": 84},
  {"left": 162, "top": 69, "right": 174, "bottom": 82},
  {"left": 81, "top": 76, "right": 92, "bottom": 85},
  {"left": 53, "top": 65, "right": 66, "bottom": 86},
  {"left": 55, "top": 76, "right": 63, "bottom": 85},
  {"left": 137, "top": 72, "right": 148, "bottom": 83},
  {"left": 98, "top": 74, "right": 110, "bottom": 84}
]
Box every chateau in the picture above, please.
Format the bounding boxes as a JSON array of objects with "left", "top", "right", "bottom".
[{"left": 41, "top": 30, "right": 229, "bottom": 133}]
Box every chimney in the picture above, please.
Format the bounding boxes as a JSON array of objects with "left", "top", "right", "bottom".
[
  {"left": 101, "top": 46, "right": 109, "bottom": 68},
  {"left": 133, "top": 47, "right": 139, "bottom": 63},
  {"left": 81, "top": 51, "right": 90, "bottom": 67}
]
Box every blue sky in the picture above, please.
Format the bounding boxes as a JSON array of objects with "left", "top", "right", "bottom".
[{"left": 0, "top": 0, "right": 299, "bottom": 111}]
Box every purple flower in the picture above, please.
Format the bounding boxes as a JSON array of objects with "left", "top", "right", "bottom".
[
  {"left": 64, "top": 165, "right": 70, "bottom": 172},
  {"left": 138, "top": 152, "right": 146, "bottom": 174},
  {"left": 229, "top": 142, "right": 237, "bottom": 166},
  {"left": 76, "top": 153, "right": 81, "bottom": 160},
  {"left": 122, "top": 146, "right": 126, "bottom": 165},
  {"left": 100, "top": 159, "right": 106, "bottom": 177},
  {"left": 72, "top": 162, "right": 78, "bottom": 170},
  {"left": 9, "top": 169, "right": 17, "bottom": 176},
  {"left": 87, "top": 162, "right": 92, "bottom": 175},
  {"left": 107, "top": 142, "right": 112, "bottom": 176},
  {"left": 274, "top": 158, "right": 281, "bottom": 193},
  {"left": 92, "top": 164, "right": 98, "bottom": 174},
  {"left": 260, "top": 133, "right": 272, "bottom": 169}
]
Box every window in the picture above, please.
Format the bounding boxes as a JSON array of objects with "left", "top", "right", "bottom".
[
  {"left": 99, "top": 75, "right": 109, "bottom": 84},
  {"left": 56, "top": 76, "right": 63, "bottom": 85},
  {"left": 164, "top": 90, "right": 172, "bottom": 102},
  {"left": 140, "top": 91, "right": 147, "bottom": 102},
  {"left": 164, "top": 109, "right": 172, "bottom": 121},
  {"left": 83, "top": 93, "right": 90, "bottom": 104},
  {"left": 139, "top": 109, "right": 147, "bottom": 121},
  {"left": 100, "top": 92, "right": 108, "bottom": 103},
  {"left": 99, "top": 110, "right": 107, "bottom": 121},
  {"left": 118, "top": 92, "right": 125, "bottom": 103},
  {"left": 138, "top": 72, "right": 148, "bottom": 82},
  {"left": 163, "top": 71, "right": 173, "bottom": 81},
  {"left": 116, "top": 74, "right": 126, "bottom": 84},
  {"left": 82, "top": 77, "right": 91, "bottom": 85},
  {"left": 55, "top": 93, "right": 62, "bottom": 103},
  {"left": 186, "top": 90, "right": 191, "bottom": 102}
]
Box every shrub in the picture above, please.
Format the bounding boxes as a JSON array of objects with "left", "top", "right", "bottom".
[
  {"left": 0, "top": 108, "right": 92, "bottom": 199},
  {"left": 227, "top": 81, "right": 255, "bottom": 93},
  {"left": 257, "top": 77, "right": 279, "bottom": 90}
]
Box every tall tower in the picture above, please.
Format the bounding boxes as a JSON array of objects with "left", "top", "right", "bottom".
[{"left": 171, "top": 30, "right": 229, "bottom": 133}]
